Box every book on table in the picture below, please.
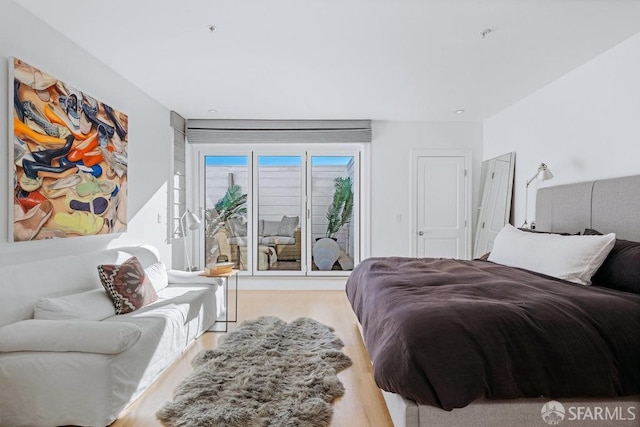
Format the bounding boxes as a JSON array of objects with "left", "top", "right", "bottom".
[{"left": 205, "top": 262, "right": 234, "bottom": 275}]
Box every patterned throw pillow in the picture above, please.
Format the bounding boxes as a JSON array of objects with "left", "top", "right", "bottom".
[{"left": 97, "top": 257, "right": 158, "bottom": 314}]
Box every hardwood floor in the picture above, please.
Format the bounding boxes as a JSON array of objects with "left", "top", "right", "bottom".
[{"left": 111, "top": 290, "right": 393, "bottom": 427}]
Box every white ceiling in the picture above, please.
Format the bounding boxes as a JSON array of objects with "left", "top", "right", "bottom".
[{"left": 13, "top": 0, "right": 640, "bottom": 121}]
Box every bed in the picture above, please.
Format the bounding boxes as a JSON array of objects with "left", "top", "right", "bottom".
[{"left": 347, "top": 174, "right": 640, "bottom": 427}]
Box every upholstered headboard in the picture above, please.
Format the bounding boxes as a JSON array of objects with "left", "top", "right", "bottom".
[{"left": 536, "top": 174, "right": 640, "bottom": 242}]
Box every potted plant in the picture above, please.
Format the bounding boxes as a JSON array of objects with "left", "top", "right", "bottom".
[
  {"left": 314, "top": 177, "right": 353, "bottom": 270},
  {"left": 204, "top": 185, "right": 247, "bottom": 263},
  {"left": 325, "top": 177, "right": 353, "bottom": 239}
]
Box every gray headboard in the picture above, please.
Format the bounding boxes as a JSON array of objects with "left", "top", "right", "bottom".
[{"left": 535, "top": 174, "right": 640, "bottom": 242}]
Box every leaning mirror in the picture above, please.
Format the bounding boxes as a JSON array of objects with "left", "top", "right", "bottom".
[{"left": 474, "top": 152, "right": 516, "bottom": 258}]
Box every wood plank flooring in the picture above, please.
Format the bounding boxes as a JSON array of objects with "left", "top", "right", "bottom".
[{"left": 111, "top": 290, "right": 393, "bottom": 427}]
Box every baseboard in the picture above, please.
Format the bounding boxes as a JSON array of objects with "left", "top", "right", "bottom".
[{"left": 236, "top": 276, "right": 347, "bottom": 290}]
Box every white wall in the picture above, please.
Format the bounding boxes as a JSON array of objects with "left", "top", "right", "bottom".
[
  {"left": 484, "top": 32, "right": 640, "bottom": 228},
  {"left": 370, "top": 121, "right": 483, "bottom": 257},
  {"left": 0, "top": 1, "right": 172, "bottom": 266}
]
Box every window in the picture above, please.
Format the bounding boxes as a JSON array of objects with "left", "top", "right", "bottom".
[
  {"left": 257, "top": 155, "right": 304, "bottom": 272},
  {"left": 197, "top": 145, "right": 362, "bottom": 276},
  {"left": 170, "top": 133, "right": 186, "bottom": 240},
  {"left": 203, "top": 155, "right": 249, "bottom": 271},
  {"left": 309, "top": 156, "right": 357, "bottom": 271}
]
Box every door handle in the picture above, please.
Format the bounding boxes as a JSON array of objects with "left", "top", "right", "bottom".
[{"left": 418, "top": 231, "right": 424, "bottom": 236}]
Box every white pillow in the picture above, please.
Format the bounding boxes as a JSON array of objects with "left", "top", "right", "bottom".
[
  {"left": 34, "top": 289, "right": 116, "bottom": 321},
  {"left": 0, "top": 320, "right": 141, "bottom": 354},
  {"left": 488, "top": 224, "right": 616, "bottom": 285},
  {"left": 145, "top": 261, "right": 169, "bottom": 292}
]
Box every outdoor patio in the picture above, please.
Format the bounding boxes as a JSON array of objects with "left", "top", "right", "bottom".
[{"left": 203, "top": 155, "right": 356, "bottom": 274}]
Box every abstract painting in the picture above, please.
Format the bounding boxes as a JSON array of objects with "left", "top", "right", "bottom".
[{"left": 10, "top": 57, "right": 128, "bottom": 241}]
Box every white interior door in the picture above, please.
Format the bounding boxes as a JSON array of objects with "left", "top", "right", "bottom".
[
  {"left": 414, "top": 154, "right": 469, "bottom": 259},
  {"left": 474, "top": 157, "right": 512, "bottom": 257}
]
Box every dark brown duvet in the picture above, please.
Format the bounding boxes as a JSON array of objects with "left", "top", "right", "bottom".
[{"left": 346, "top": 257, "right": 640, "bottom": 410}]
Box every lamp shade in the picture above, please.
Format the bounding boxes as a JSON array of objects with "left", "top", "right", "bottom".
[
  {"left": 536, "top": 163, "right": 554, "bottom": 181},
  {"left": 183, "top": 210, "right": 201, "bottom": 231}
]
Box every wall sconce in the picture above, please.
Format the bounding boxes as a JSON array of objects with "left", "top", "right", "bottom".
[
  {"left": 522, "top": 163, "right": 554, "bottom": 229},
  {"left": 179, "top": 210, "right": 201, "bottom": 271}
]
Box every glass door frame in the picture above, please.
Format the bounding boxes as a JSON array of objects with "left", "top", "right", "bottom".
[
  {"left": 194, "top": 143, "right": 366, "bottom": 277},
  {"left": 306, "top": 147, "right": 361, "bottom": 277},
  {"left": 196, "top": 146, "right": 254, "bottom": 277},
  {"left": 252, "top": 147, "right": 307, "bottom": 276}
]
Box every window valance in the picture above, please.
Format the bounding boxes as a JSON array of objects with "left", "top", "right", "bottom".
[{"left": 186, "top": 119, "right": 371, "bottom": 144}]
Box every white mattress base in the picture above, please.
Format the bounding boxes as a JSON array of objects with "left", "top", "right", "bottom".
[{"left": 383, "top": 390, "right": 640, "bottom": 427}]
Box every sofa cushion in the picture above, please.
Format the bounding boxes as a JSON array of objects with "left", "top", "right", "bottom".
[
  {"left": 278, "top": 215, "right": 299, "bottom": 237},
  {"left": 0, "top": 319, "right": 141, "bottom": 354},
  {"left": 261, "top": 236, "right": 296, "bottom": 245},
  {"left": 33, "top": 289, "right": 115, "bottom": 321},
  {"left": 262, "top": 220, "right": 281, "bottom": 237},
  {"left": 98, "top": 257, "right": 158, "bottom": 314},
  {"left": 145, "top": 261, "right": 169, "bottom": 292}
]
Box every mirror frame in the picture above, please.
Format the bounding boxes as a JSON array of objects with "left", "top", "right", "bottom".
[{"left": 473, "top": 152, "right": 516, "bottom": 258}]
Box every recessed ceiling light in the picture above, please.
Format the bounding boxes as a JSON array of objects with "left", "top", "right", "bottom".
[
  {"left": 208, "top": 109, "right": 218, "bottom": 114},
  {"left": 455, "top": 109, "right": 465, "bottom": 114}
]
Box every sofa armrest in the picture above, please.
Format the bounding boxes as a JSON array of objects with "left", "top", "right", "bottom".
[
  {"left": 276, "top": 227, "right": 302, "bottom": 261},
  {"left": 0, "top": 320, "right": 141, "bottom": 354},
  {"left": 167, "top": 269, "right": 222, "bottom": 286}
]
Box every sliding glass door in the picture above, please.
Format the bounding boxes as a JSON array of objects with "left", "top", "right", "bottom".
[
  {"left": 203, "top": 155, "right": 250, "bottom": 272},
  {"left": 197, "top": 145, "right": 361, "bottom": 277},
  {"left": 255, "top": 155, "right": 304, "bottom": 273},
  {"left": 308, "top": 155, "right": 358, "bottom": 273}
]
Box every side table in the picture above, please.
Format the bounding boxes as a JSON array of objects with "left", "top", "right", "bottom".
[{"left": 199, "top": 269, "right": 238, "bottom": 332}]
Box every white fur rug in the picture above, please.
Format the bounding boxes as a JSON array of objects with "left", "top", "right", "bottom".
[{"left": 157, "top": 316, "right": 352, "bottom": 427}]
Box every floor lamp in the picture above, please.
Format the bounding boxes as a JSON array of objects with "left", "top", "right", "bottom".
[
  {"left": 522, "top": 163, "right": 554, "bottom": 229},
  {"left": 179, "top": 210, "right": 201, "bottom": 271}
]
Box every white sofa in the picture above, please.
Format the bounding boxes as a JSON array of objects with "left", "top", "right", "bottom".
[{"left": 0, "top": 245, "right": 224, "bottom": 427}]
